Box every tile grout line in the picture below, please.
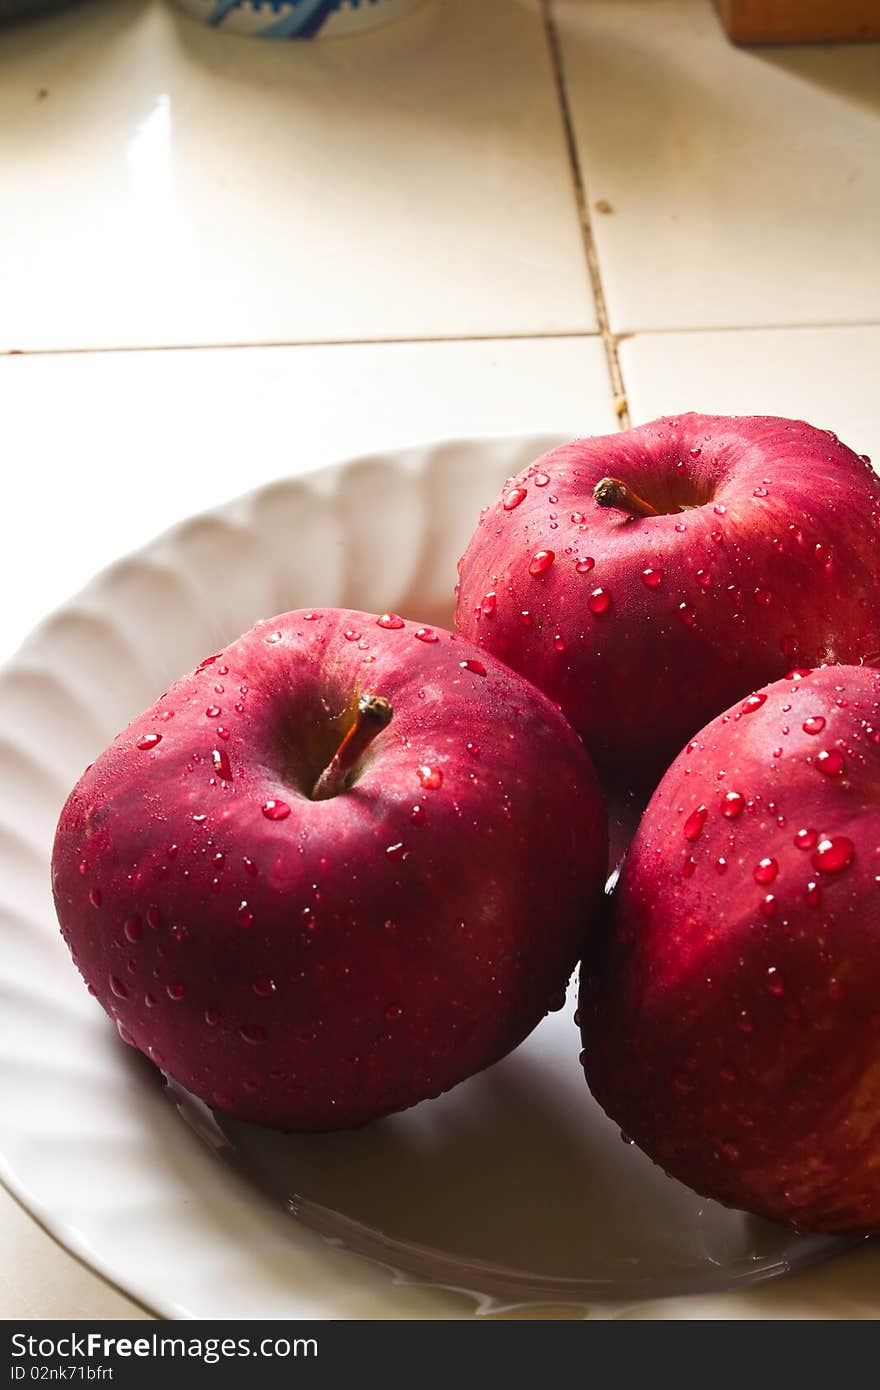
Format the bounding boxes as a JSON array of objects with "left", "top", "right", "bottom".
[
  {"left": 540, "top": 0, "right": 629, "bottom": 430},
  {"left": 1, "top": 331, "right": 600, "bottom": 360}
]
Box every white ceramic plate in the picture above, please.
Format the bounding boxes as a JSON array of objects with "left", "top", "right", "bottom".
[{"left": 1, "top": 437, "right": 877, "bottom": 1320}]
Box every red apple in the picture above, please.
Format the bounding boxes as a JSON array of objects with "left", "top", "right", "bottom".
[
  {"left": 580, "top": 664, "right": 880, "bottom": 1233},
  {"left": 52, "top": 608, "right": 606, "bottom": 1131},
  {"left": 456, "top": 415, "right": 880, "bottom": 781}
]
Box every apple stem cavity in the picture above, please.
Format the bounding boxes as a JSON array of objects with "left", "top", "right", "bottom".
[
  {"left": 593, "top": 476, "right": 660, "bottom": 519},
  {"left": 311, "top": 694, "right": 393, "bottom": 801}
]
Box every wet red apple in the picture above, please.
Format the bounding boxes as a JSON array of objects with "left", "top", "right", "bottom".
[
  {"left": 52, "top": 609, "right": 606, "bottom": 1131},
  {"left": 580, "top": 665, "right": 880, "bottom": 1233},
  {"left": 456, "top": 415, "right": 880, "bottom": 782}
]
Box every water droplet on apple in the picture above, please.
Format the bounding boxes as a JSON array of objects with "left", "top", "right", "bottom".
[
  {"left": 252, "top": 976, "right": 276, "bottom": 996},
  {"left": 641, "top": 568, "right": 663, "bottom": 588},
  {"left": 459, "top": 659, "right": 487, "bottom": 676},
  {"left": 262, "top": 799, "right": 291, "bottom": 820},
  {"left": 196, "top": 654, "right": 220, "bottom": 673},
  {"left": 417, "top": 766, "right": 443, "bottom": 790},
  {"left": 414, "top": 627, "right": 438, "bottom": 643},
  {"left": 682, "top": 856, "right": 697, "bottom": 878},
  {"left": 240, "top": 1023, "right": 267, "bottom": 1044},
  {"left": 89, "top": 886, "right": 102, "bottom": 908},
  {"left": 761, "top": 894, "right": 778, "bottom": 919},
  {"left": 802, "top": 716, "right": 826, "bottom": 735},
  {"left": 238, "top": 901, "right": 254, "bottom": 928},
  {"left": 721, "top": 791, "right": 745, "bottom": 819},
  {"left": 588, "top": 587, "right": 611, "bottom": 615},
  {"left": 576, "top": 557, "right": 595, "bottom": 574},
  {"left": 741, "top": 693, "right": 767, "bottom": 715},
  {"left": 376, "top": 613, "right": 405, "bottom": 630},
  {"left": 811, "top": 835, "right": 854, "bottom": 874},
  {"left": 683, "top": 805, "right": 708, "bottom": 841},
  {"left": 816, "top": 749, "right": 845, "bottom": 776},
  {"left": 166, "top": 982, "right": 186, "bottom": 1001},
  {"left": 205, "top": 705, "right": 221, "bottom": 719},
  {"left": 678, "top": 603, "right": 696, "bottom": 627},
  {"left": 714, "top": 504, "right": 727, "bottom": 517},
  {"left": 529, "top": 550, "right": 555, "bottom": 577},
  {"left": 384, "top": 1002, "right": 403, "bottom": 1021},
  {"left": 805, "top": 881, "right": 822, "bottom": 906},
  {"left": 754, "top": 588, "right": 772, "bottom": 608},
  {"left": 205, "top": 1007, "right": 221, "bottom": 1026},
  {"left": 754, "top": 857, "right": 778, "bottom": 884},
  {"left": 212, "top": 749, "right": 232, "bottom": 781},
  {"left": 137, "top": 733, "right": 162, "bottom": 750},
  {"left": 109, "top": 974, "right": 128, "bottom": 999},
  {"left": 503, "top": 487, "right": 527, "bottom": 511},
  {"left": 480, "top": 592, "right": 497, "bottom": 617},
  {"left": 534, "top": 472, "right": 550, "bottom": 487},
  {"left": 386, "top": 842, "right": 409, "bottom": 861},
  {"left": 828, "top": 978, "right": 844, "bottom": 1001}
]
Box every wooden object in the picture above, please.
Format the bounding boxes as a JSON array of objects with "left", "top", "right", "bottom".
[{"left": 717, "top": 0, "right": 880, "bottom": 44}]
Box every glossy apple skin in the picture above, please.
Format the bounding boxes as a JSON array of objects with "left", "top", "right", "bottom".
[
  {"left": 52, "top": 609, "right": 606, "bottom": 1131},
  {"left": 580, "top": 665, "right": 880, "bottom": 1234},
  {"left": 456, "top": 415, "right": 880, "bottom": 781}
]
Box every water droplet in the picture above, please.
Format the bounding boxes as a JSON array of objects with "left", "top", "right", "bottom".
[
  {"left": 678, "top": 603, "right": 696, "bottom": 627},
  {"left": 166, "top": 982, "right": 186, "bottom": 1001},
  {"left": 588, "top": 587, "right": 611, "bottom": 615},
  {"left": 252, "top": 976, "right": 276, "bottom": 996},
  {"left": 109, "top": 974, "right": 128, "bottom": 999},
  {"left": 575, "top": 556, "right": 595, "bottom": 574},
  {"left": 205, "top": 705, "right": 221, "bottom": 719},
  {"left": 262, "top": 799, "right": 291, "bottom": 820},
  {"left": 754, "top": 857, "right": 778, "bottom": 884},
  {"left": 414, "top": 627, "right": 438, "bottom": 643},
  {"left": 534, "top": 472, "right": 550, "bottom": 487},
  {"left": 196, "top": 654, "right": 220, "bottom": 673},
  {"left": 715, "top": 857, "right": 728, "bottom": 874},
  {"left": 696, "top": 569, "right": 711, "bottom": 589},
  {"left": 78, "top": 860, "right": 88, "bottom": 876},
  {"left": 737, "top": 1011, "right": 754, "bottom": 1034},
  {"left": 137, "top": 732, "right": 162, "bottom": 750},
  {"left": 480, "top": 592, "right": 497, "bottom": 617},
  {"left": 554, "top": 634, "right": 566, "bottom": 652},
  {"left": 641, "top": 568, "right": 663, "bottom": 588},
  {"left": 805, "top": 881, "right": 822, "bottom": 906},
  {"left": 787, "top": 668, "right": 812, "bottom": 680},
  {"left": 503, "top": 487, "right": 527, "bottom": 511},
  {"left": 411, "top": 804, "right": 426, "bottom": 825},
  {"left": 682, "top": 856, "right": 697, "bottom": 878},
  {"left": 714, "top": 504, "right": 727, "bottom": 517},
  {"left": 384, "top": 1002, "right": 403, "bottom": 1021},
  {"left": 343, "top": 628, "right": 361, "bottom": 642},
  {"left": 721, "top": 791, "right": 745, "bottom": 819},
  {"left": 816, "top": 749, "right": 845, "bottom": 777},
  {"left": 761, "top": 894, "right": 778, "bottom": 919},
  {"left": 376, "top": 613, "right": 405, "bottom": 630},
  {"left": 811, "top": 835, "right": 855, "bottom": 875},
  {"left": 238, "top": 901, "right": 254, "bottom": 928},
  {"left": 116, "top": 1020, "right": 135, "bottom": 1046},
  {"left": 89, "top": 886, "right": 102, "bottom": 908},
  {"left": 459, "top": 659, "right": 487, "bottom": 676},
  {"left": 205, "top": 1007, "right": 221, "bottom": 1026},
  {"left": 529, "top": 549, "right": 555, "bottom": 577},
  {"left": 146, "top": 905, "right": 160, "bottom": 930},
  {"left": 741, "top": 693, "right": 767, "bottom": 715},
  {"left": 386, "top": 842, "right": 409, "bottom": 861},
  {"left": 754, "top": 588, "right": 772, "bottom": 608},
  {"left": 753, "top": 486, "right": 769, "bottom": 498},
  {"left": 828, "top": 978, "right": 844, "bottom": 1002},
  {"left": 212, "top": 748, "right": 232, "bottom": 781},
  {"left": 803, "top": 716, "right": 826, "bottom": 735},
  {"left": 417, "top": 766, "right": 443, "bottom": 790},
  {"left": 124, "top": 915, "right": 142, "bottom": 943},
  {"left": 683, "top": 805, "right": 708, "bottom": 841},
  {"left": 240, "top": 1023, "right": 267, "bottom": 1044}
]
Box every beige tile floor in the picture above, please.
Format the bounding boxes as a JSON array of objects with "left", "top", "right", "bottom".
[{"left": 0, "top": 0, "right": 878, "bottom": 1320}]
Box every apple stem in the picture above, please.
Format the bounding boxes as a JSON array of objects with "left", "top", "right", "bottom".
[
  {"left": 593, "top": 476, "right": 659, "bottom": 519},
  {"left": 311, "top": 694, "right": 393, "bottom": 801}
]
